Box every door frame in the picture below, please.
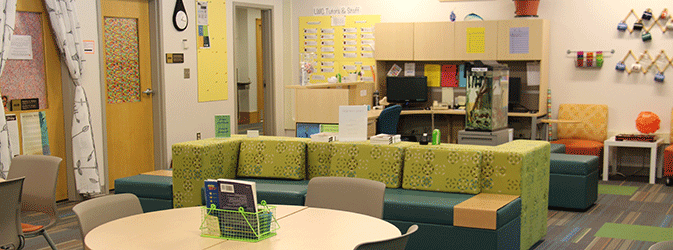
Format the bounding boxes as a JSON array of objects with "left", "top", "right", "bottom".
[
  {"left": 94, "top": 0, "right": 164, "bottom": 194},
  {"left": 232, "top": 2, "right": 275, "bottom": 135}
]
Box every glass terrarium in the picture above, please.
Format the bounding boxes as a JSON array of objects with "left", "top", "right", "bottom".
[{"left": 465, "top": 61, "right": 509, "bottom": 131}]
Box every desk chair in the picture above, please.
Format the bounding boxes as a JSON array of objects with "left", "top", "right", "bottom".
[
  {"left": 7, "top": 155, "right": 62, "bottom": 250},
  {"left": 550, "top": 104, "right": 608, "bottom": 158},
  {"left": 354, "top": 224, "right": 418, "bottom": 250},
  {"left": 0, "top": 177, "right": 26, "bottom": 250},
  {"left": 664, "top": 108, "right": 673, "bottom": 186},
  {"left": 305, "top": 177, "right": 386, "bottom": 218},
  {"left": 72, "top": 193, "right": 143, "bottom": 238},
  {"left": 377, "top": 105, "right": 402, "bottom": 135}
]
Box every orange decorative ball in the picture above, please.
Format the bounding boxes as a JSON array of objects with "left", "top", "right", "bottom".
[{"left": 636, "top": 111, "right": 660, "bottom": 134}]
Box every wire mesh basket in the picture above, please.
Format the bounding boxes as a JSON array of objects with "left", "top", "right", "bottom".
[{"left": 200, "top": 201, "right": 279, "bottom": 242}]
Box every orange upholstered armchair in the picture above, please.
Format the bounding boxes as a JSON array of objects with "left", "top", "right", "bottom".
[
  {"left": 551, "top": 104, "right": 608, "bottom": 158},
  {"left": 664, "top": 108, "right": 673, "bottom": 186}
]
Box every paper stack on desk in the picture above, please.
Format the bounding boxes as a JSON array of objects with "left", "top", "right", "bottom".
[
  {"left": 370, "top": 134, "right": 401, "bottom": 145},
  {"left": 310, "top": 132, "right": 338, "bottom": 142}
]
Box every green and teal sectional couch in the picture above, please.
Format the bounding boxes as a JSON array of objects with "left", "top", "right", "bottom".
[
  {"left": 548, "top": 143, "right": 600, "bottom": 210},
  {"left": 170, "top": 135, "right": 550, "bottom": 250}
]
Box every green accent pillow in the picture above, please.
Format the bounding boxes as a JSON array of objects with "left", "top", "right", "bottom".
[
  {"left": 172, "top": 138, "right": 242, "bottom": 208},
  {"left": 237, "top": 137, "right": 307, "bottom": 180},
  {"left": 403, "top": 145, "right": 483, "bottom": 194},
  {"left": 329, "top": 141, "right": 415, "bottom": 188}
]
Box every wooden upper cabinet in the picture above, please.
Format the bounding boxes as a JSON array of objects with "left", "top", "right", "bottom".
[
  {"left": 454, "top": 20, "right": 498, "bottom": 60},
  {"left": 497, "top": 19, "right": 549, "bottom": 60},
  {"left": 374, "top": 22, "right": 414, "bottom": 60},
  {"left": 413, "top": 22, "right": 455, "bottom": 60}
]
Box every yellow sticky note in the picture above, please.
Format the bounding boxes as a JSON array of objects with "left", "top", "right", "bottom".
[
  {"left": 424, "top": 64, "right": 441, "bottom": 87},
  {"left": 466, "top": 27, "right": 485, "bottom": 54}
]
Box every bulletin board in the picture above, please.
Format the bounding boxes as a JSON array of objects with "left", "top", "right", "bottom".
[
  {"left": 196, "top": 1, "right": 227, "bottom": 102},
  {"left": 299, "top": 15, "right": 380, "bottom": 84},
  {"left": 0, "top": 12, "right": 47, "bottom": 109}
]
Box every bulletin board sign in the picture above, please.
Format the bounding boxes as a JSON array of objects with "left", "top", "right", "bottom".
[
  {"left": 299, "top": 15, "right": 380, "bottom": 84},
  {"left": 196, "top": 1, "right": 227, "bottom": 102}
]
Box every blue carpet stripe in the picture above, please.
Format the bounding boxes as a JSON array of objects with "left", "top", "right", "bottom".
[
  {"left": 561, "top": 227, "right": 580, "bottom": 242},
  {"left": 660, "top": 215, "right": 672, "bottom": 228}
]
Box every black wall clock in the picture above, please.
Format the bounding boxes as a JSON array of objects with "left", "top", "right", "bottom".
[{"left": 172, "top": 0, "right": 188, "bottom": 31}]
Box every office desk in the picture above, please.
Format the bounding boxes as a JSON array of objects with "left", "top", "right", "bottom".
[
  {"left": 85, "top": 205, "right": 400, "bottom": 250},
  {"left": 368, "top": 108, "right": 546, "bottom": 142}
]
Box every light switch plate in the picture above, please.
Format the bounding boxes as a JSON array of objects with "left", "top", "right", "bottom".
[{"left": 184, "top": 68, "right": 190, "bottom": 79}]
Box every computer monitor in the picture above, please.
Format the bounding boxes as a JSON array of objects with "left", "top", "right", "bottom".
[
  {"left": 508, "top": 77, "right": 527, "bottom": 112},
  {"left": 386, "top": 76, "right": 428, "bottom": 104}
]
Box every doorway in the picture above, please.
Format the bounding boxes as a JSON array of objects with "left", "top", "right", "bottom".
[
  {"left": 234, "top": 5, "right": 274, "bottom": 135},
  {"left": 101, "top": 0, "right": 154, "bottom": 189}
]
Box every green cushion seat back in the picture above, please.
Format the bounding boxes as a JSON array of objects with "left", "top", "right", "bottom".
[
  {"left": 492, "top": 140, "right": 550, "bottom": 250},
  {"left": 329, "top": 141, "right": 415, "bottom": 188},
  {"left": 237, "top": 137, "right": 308, "bottom": 180},
  {"left": 306, "top": 141, "right": 334, "bottom": 179},
  {"left": 172, "top": 138, "right": 242, "bottom": 208},
  {"left": 403, "top": 144, "right": 486, "bottom": 194}
]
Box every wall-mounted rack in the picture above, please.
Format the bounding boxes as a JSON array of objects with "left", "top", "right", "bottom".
[
  {"left": 618, "top": 8, "right": 673, "bottom": 37},
  {"left": 616, "top": 50, "right": 672, "bottom": 82},
  {"left": 566, "top": 50, "right": 615, "bottom": 55}
]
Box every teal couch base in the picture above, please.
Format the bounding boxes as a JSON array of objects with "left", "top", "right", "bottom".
[
  {"left": 549, "top": 169, "right": 599, "bottom": 210},
  {"left": 388, "top": 217, "right": 521, "bottom": 250},
  {"left": 238, "top": 178, "right": 309, "bottom": 205},
  {"left": 137, "top": 197, "right": 173, "bottom": 213},
  {"left": 115, "top": 174, "right": 173, "bottom": 212}
]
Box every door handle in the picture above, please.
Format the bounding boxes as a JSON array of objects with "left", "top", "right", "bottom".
[{"left": 142, "top": 88, "right": 154, "bottom": 96}]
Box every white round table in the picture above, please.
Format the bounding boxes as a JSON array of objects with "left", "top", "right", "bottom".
[{"left": 85, "top": 205, "right": 401, "bottom": 250}]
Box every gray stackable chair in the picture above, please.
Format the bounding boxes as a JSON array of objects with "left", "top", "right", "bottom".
[
  {"left": 354, "top": 224, "right": 418, "bottom": 250},
  {"left": 72, "top": 193, "right": 143, "bottom": 238},
  {"left": 7, "top": 155, "right": 62, "bottom": 250},
  {"left": 0, "top": 177, "right": 26, "bottom": 250},
  {"left": 305, "top": 176, "right": 386, "bottom": 218},
  {"left": 650, "top": 241, "right": 673, "bottom": 250}
]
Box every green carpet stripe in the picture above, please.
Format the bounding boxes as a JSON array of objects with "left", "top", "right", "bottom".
[
  {"left": 594, "top": 223, "right": 673, "bottom": 242},
  {"left": 598, "top": 184, "right": 639, "bottom": 196}
]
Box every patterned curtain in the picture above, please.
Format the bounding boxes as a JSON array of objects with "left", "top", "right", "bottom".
[
  {"left": 0, "top": 0, "right": 17, "bottom": 179},
  {"left": 44, "top": 0, "right": 101, "bottom": 193}
]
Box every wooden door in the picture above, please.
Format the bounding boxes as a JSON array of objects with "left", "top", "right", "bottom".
[
  {"left": 101, "top": 0, "right": 153, "bottom": 189},
  {"left": 256, "top": 18, "right": 264, "bottom": 125}
]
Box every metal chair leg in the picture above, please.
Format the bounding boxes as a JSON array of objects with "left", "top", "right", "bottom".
[{"left": 41, "top": 230, "right": 58, "bottom": 250}]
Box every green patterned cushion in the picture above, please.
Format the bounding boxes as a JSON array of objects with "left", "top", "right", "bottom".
[
  {"left": 172, "top": 138, "right": 242, "bottom": 208},
  {"left": 329, "top": 141, "right": 415, "bottom": 188},
  {"left": 237, "top": 137, "right": 307, "bottom": 180},
  {"left": 402, "top": 145, "right": 485, "bottom": 194},
  {"left": 306, "top": 141, "right": 334, "bottom": 179},
  {"left": 489, "top": 140, "right": 550, "bottom": 250}
]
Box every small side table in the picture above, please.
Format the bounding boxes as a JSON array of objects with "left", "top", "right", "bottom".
[{"left": 603, "top": 136, "right": 665, "bottom": 184}]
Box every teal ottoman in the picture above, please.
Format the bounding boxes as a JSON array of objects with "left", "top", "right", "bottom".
[
  {"left": 115, "top": 174, "right": 173, "bottom": 212},
  {"left": 549, "top": 153, "right": 599, "bottom": 210}
]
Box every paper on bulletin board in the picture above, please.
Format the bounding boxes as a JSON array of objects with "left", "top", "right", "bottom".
[
  {"left": 526, "top": 62, "right": 540, "bottom": 86},
  {"left": 197, "top": 1, "right": 227, "bottom": 102},
  {"left": 441, "top": 65, "right": 458, "bottom": 87},
  {"left": 338, "top": 105, "right": 367, "bottom": 142},
  {"left": 5, "top": 114, "right": 19, "bottom": 157},
  {"left": 20, "top": 111, "right": 49, "bottom": 155},
  {"left": 197, "top": 1, "right": 208, "bottom": 25},
  {"left": 466, "top": 27, "right": 485, "bottom": 54},
  {"left": 299, "top": 15, "right": 380, "bottom": 84},
  {"left": 424, "top": 64, "right": 441, "bottom": 87},
  {"left": 9, "top": 35, "right": 33, "bottom": 60}
]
